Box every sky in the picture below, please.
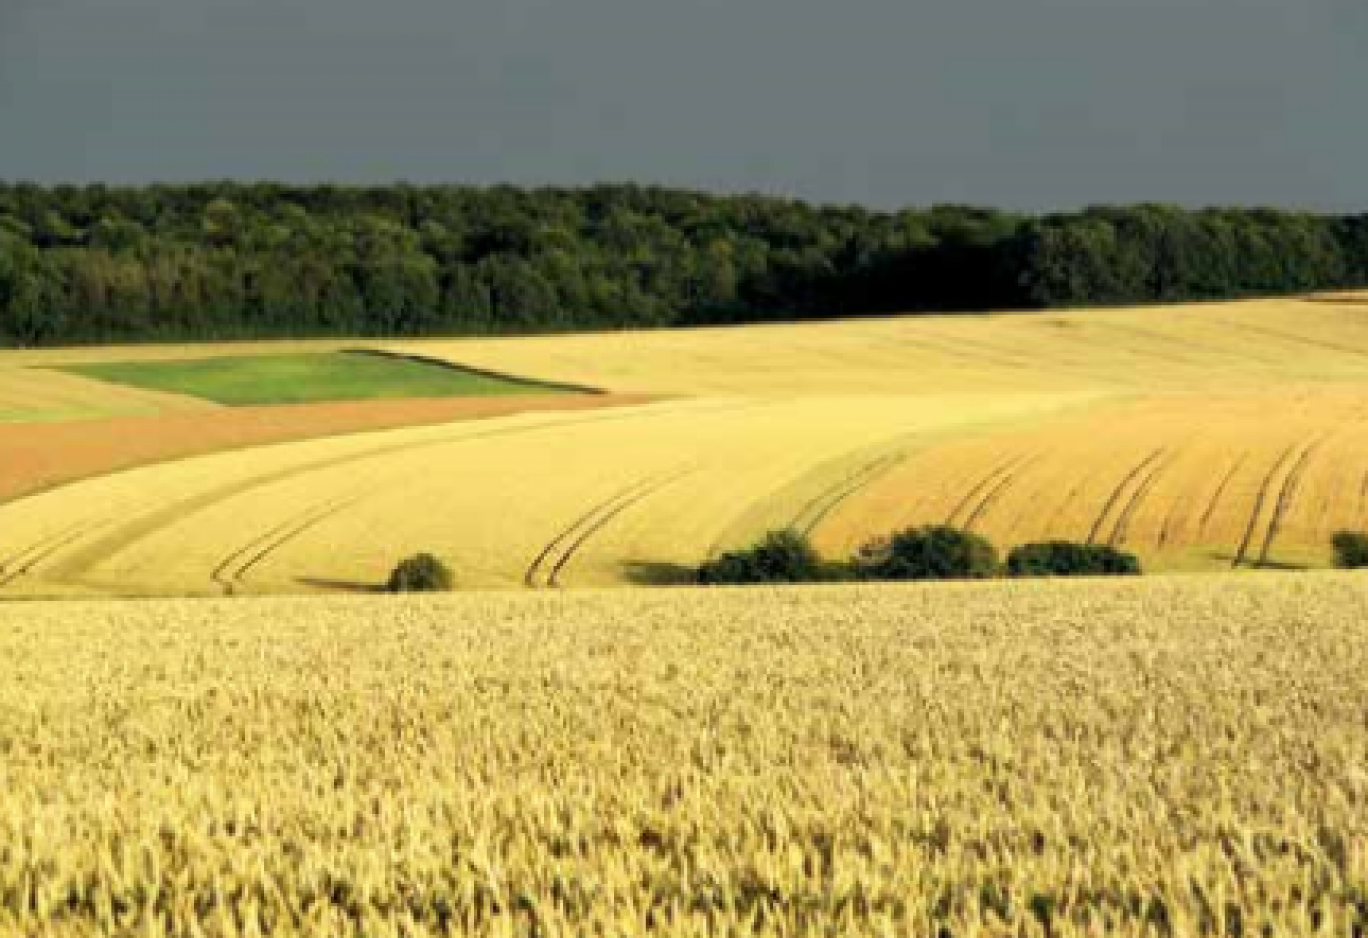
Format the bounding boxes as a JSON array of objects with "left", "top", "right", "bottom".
[{"left": 0, "top": 0, "right": 1364, "bottom": 211}]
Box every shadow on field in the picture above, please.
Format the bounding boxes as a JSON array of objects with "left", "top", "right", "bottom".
[
  {"left": 1207, "top": 553, "right": 1312, "bottom": 572},
  {"left": 621, "top": 561, "right": 699, "bottom": 586},
  {"left": 296, "top": 576, "right": 386, "bottom": 594}
]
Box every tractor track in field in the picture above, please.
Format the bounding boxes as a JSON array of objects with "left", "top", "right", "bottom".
[
  {"left": 1156, "top": 497, "right": 1181, "bottom": 551},
  {"left": 791, "top": 452, "right": 909, "bottom": 538},
  {"left": 210, "top": 488, "right": 372, "bottom": 595},
  {"left": 1197, "top": 453, "right": 1249, "bottom": 542},
  {"left": 1085, "top": 323, "right": 1226, "bottom": 368},
  {"left": 1255, "top": 434, "right": 1331, "bottom": 568},
  {"left": 1206, "top": 317, "right": 1368, "bottom": 363},
  {"left": 0, "top": 399, "right": 755, "bottom": 591},
  {"left": 963, "top": 453, "right": 1039, "bottom": 532},
  {"left": 1038, "top": 459, "right": 1102, "bottom": 544},
  {"left": 944, "top": 454, "right": 1024, "bottom": 530},
  {"left": 1228, "top": 435, "right": 1329, "bottom": 570},
  {"left": 1108, "top": 447, "right": 1183, "bottom": 549},
  {"left": 0, "top": 514, "right": 124, "bottom": 588},
  {"left": 1086, "top": 448, "right": 1168, "bottom": 547},
  {"left": 525, "top": 466, "right": 700, "bottom": 589}
]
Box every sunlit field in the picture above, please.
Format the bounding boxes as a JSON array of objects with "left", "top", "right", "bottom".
[{"left": 0, "top": 575, "right": 1364, "bottom": 935}]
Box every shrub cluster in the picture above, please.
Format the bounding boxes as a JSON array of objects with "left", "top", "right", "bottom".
[
  {"left": 854, "top": 526, "right": 999, "bottom": 582},
  {"left": 1331, "top": 531, "right": 1368, "bottom": 570},
  {"left": 697, "top": 531, "right": 827, "bottom": 585},
  {"left": 387, "top": 553, "right": 455, "bottom": 593},
  {"left": 697, "top": 526, "right": 1143, "bottom": 586},
  {"left": 1006, "top": 541, "right": 1142, "bottom": 578}
]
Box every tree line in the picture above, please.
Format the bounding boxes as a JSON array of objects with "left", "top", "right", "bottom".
[{"left": 0, "top": 183, "right": 1364, "bottom": 345}]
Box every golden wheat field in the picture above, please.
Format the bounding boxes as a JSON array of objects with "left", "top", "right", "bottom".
[
  {"left": 387, "top": 296, "right": 1368, "bottom": 396},
  {"left": 0, "top": 393, "right": 1088, "bottom": 596},
  {"left": 0, "top": 575, "right": 1365, "bottom": 936},
  {"left": 814, "top": 386, "right": 1368, "bottom": 572},
  {"left": 4, "top": 296, "right": 1368, "bottom": 595}
]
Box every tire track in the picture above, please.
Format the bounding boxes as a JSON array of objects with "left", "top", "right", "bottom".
[
  {"left": 1086, "top": 448, "right": 1167, "bottom": 546},
  {"left": 791, "top": 452, "right": 908, "bottom": 537},
  {"left": 1037, "top": 459, "right": 1098, "bottom": 544},
  {"left": 1230, "top": 444, "right": 1303, "bottom": 569},
  {"left": 1156, "top": 498, "right": 1181, "bottom": 552},
  {"left": 963, "top": 453, "right": 1039, "bottom": 532},
  {"left": 0, "top": 516, "right": 104, "bottom": 584},
  {"left": 210, "top": 489, "right": 372, "bottom": 595},
  {"left": 1085, "top": 323, "right": 1222, "bottom": 368},
  {"left": 886, "top": 333, "right": 1043, "bottom": 375},
  {"left": 1197, "top": 453, "right": 1249, "bottom": 541},
  {"left": 1206, "top": 317, "right": 1368, "bottom": 362},
  {"left": 1255, "top": 435, "right": 1330, "bottom": 568},
  {"left": 1108, "top": 448, "right": 1181, "bottom": 549},
  {"left": 525, "top": 467, "right": 699, "bottom": 589},
  {"left": 944, "top": 454, "right": 1024, "bottom": 529}
]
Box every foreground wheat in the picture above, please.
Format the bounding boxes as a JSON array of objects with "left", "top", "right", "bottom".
[{"left": 0, "top": 576, "right": 1365, "bottom": 935}]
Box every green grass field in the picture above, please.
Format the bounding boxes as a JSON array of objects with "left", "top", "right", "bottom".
[{"left": 61, "top": 351, "right": 568, "bottom": 406}]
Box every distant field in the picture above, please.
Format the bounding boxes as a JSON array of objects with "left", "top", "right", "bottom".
[
  {"left": 6, "top": 295, "right": 1368, "bottom": 596},
  {"left": 0, "top": 364, "right": 218, "bottom": 423},
  {"left": 386, "top": 296, "right": 1368, "bottom": 396},
  {"left": 61, "top": 351, "right": 570, "bottom": 407},
  {"left": 1, "top": 574, "right": 1365, "bottom": 934}
]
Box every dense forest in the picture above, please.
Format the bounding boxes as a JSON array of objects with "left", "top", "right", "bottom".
[{"left": 0, "top": 183, "right": 1365, "bottom": 345}]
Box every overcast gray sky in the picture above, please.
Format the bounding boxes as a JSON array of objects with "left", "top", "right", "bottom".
[{"left": 0, "top": 0, "right": 1363, "bottom": 210}]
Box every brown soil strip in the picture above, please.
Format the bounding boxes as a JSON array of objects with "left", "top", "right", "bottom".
[{"left": 0, "top": 394, "right": 652, "bottom": 507}]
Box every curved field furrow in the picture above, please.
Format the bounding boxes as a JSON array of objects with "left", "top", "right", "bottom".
[
  {"left": 1255, "top": 436, "right": 1330, "bottom": 568},
  {"left": 544, "top": 468, "right": 701, "bottom": 588},
  {"left": 1230, "top": 443, "right": 1307, "bottom": 570},
  {"left": 962, "top": 454, "right": 1040, "bottom": 532},
  {"left": 1197, "top": 453, "right": 1250, "bottom": 542},
  {"left": 1109, "top": 447, "right": 1185, "bottom": 549},
  {"left": 1208, "top": 317, "right": 1368, "bottom": 363},
  {"left": 790, "top": 452, "right": 908, "bottom": 538},
  {"left": 1086, "top": 448, "right": 1168, "bottom": 547},
  {"left": 524, "top": 468, "right": 700, "bottom": 589},
  {"left": 212, "top": 489, "right": 373, "bottom": 595},
  {"left": 944, "top": 455, "right": 1025, "bottom": 529},
  {"left": 0, "top": 516, "right": 110, "bottom": 587},
  {"left": 524, "top": 476, "right": 665, "bottom": 588}
]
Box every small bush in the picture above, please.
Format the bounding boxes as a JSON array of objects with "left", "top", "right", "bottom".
[
  {"left": 698, "top": 530, "right": 825, "bottom": 585},
  {"left": 856, "top": 525, "right": 999, "bottom": 582},
  {"left": 1331, "top": 530, "right": 1368, "bottom": 570},
  {"left": 387, "top": 553, "right": 454, "bottom": 593},
  {"left": 1006, "top": 541, "right": 1142, "bottom": 578}
]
